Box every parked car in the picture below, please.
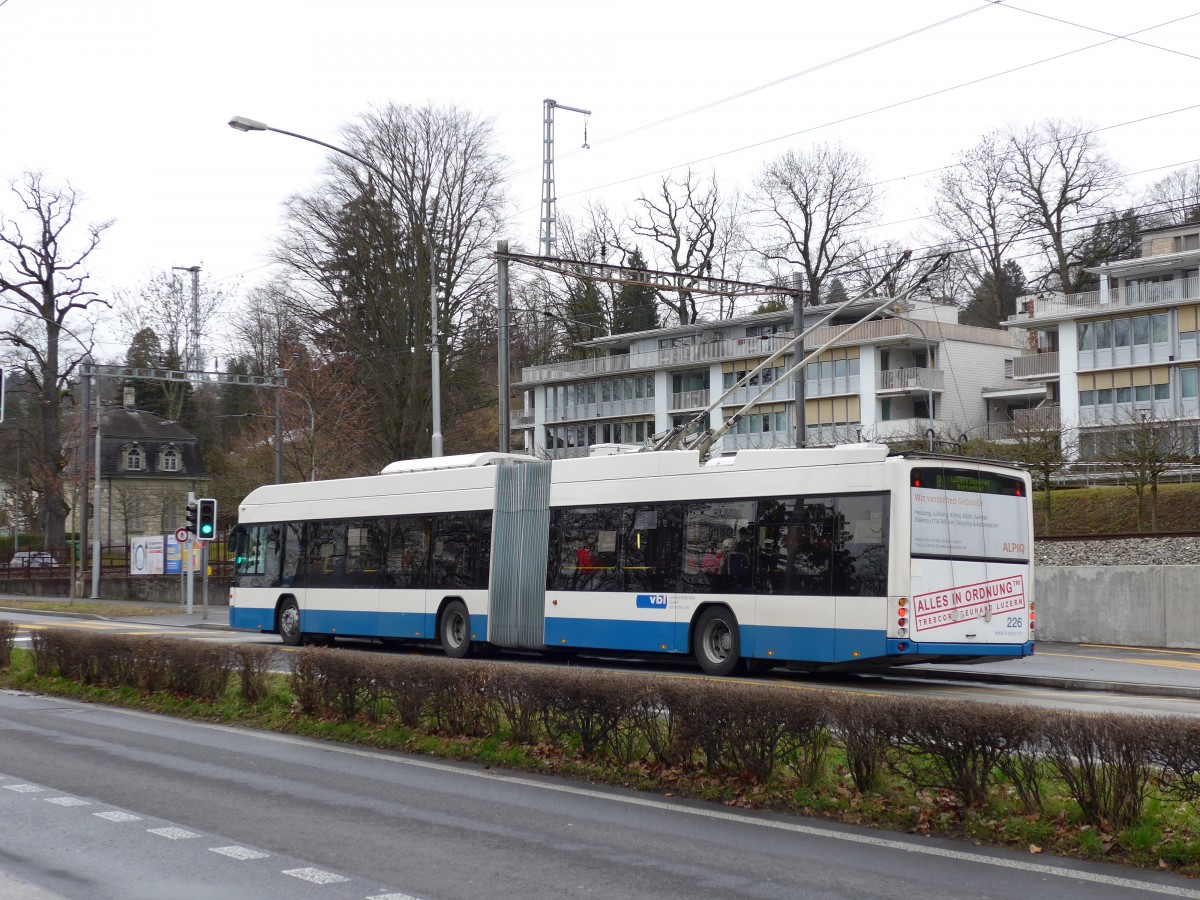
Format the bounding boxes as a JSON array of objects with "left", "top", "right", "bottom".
[{"left": 9, "top": 551, "right": 60, "bottom": 568}]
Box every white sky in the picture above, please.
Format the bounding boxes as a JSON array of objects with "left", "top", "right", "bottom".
[{"left": 2, "top": 0, "right": 1199, "bottom": 362}]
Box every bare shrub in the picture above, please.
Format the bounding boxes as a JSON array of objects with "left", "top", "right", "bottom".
[
  {"left": 1150, "top": 715, "right": 1200, "bottom": 804},
  {"left": 890, "top": 699, "right": 1029, "bottom": 808},
  {"left": 0, "top": 619, "right": 16, "bottom": 669},
  {"left": 484, "top": 663, "right": 553, "bottom": 745},
  {"left": 778, "top": 692, "right": 832, "bottom": 786},
  {"left": 424, "top": 659, "right": 496, "bottom": 737},
  {"left": 994, "top": 706, "right": 1051, "bottom": 813},
  {"left": 375, "top": 656, "right": 437, "bottom": 728},
  {"left": 312, "top": 648, "right": 378, "bottom": 721},
  {"left": 130, "top": 638, "right": 171, "bottom": 693},
  {"left": 664, "top": 682, "right": 795, "bottom": 779},
  {"left": 1043, "top": 711, "right": 1160, "bottom": 828},
  {"left": 288, "top": 647, "right": 324, "bottom": 715},
  {"left": 29, "top": 629, "right": 90, "bottom": 681},
  {"left": 829, "top": 693, "right": 906, "bottom": 794},
  {"left": 161, "top": 640, "right": 232, "bottom": 701},
  {"left": 546, "top": 670, "right": 644, "bottom": 761},
  {"left": 230, "top": 644, "right": 274, "bottom": 704}
]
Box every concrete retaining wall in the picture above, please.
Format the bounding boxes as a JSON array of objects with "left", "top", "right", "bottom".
[{"left": 1036, "top": 565, "right": 1200, "bottom": 649}]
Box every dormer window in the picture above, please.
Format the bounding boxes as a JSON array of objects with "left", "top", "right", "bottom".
[
  {"left": 161, "top": 449, "right": 180, "bottom": 472},
  {"left": 124, "top": 446, "right": 143, "bottom": 471}
]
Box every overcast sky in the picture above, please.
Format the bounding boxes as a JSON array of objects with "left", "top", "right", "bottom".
[{"left": 2, "top": 0, "right": 1199, "bottom": 362}]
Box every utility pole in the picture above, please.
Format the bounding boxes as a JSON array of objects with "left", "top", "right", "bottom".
[
  {"left": 791, "top": 273, "right": 806, "bottom": 448},
  {"left": 540, "top": 99, "right": 590, "bottom": 257},
  {"left": 497, "top": 240, "right": 511, "bottom": 453}
]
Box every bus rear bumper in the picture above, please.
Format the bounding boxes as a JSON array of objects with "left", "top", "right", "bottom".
[{"left": 886, "top": 639, "right": 1035, "bottom": 660}]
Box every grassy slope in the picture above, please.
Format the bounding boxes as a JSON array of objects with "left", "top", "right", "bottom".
[{"left": 1034, "top": 482, "right": 1200, "bottom": 536}]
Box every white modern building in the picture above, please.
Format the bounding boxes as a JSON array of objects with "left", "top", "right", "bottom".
[
  {"left": 1004, "top": 221, "right": 1200, "bottom": 458},
  {"left": 512, "top": 300, "right": 1025, "bottom": 458}
]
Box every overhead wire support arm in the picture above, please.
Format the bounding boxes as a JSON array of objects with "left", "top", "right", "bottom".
[{"left": 492, "top": 250, "right": 807, "bottom": 301}]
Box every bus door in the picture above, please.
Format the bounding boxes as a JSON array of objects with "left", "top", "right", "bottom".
[
  {"left": 301, "top": 519, "right": 383, "bottom": 639},
  {"left": 908, "top": 466, "right": 1030, "bottom": 649}
]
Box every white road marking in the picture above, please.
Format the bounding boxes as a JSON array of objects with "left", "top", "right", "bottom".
[
  {"left": 147, "top": 827, "right": 199, "bottom": 840},
  {"left": 4, "top": 784, "right": 44, "bottom": 793},
  {"left": 93, "top": 811, "right": 141, "bottom": 822},
  {"left": 44, "top": 797, "right": 91, "bottom": 806},
  {"left": 282, "top": 867, "right": 350, "bottom": 885},
  {"left": 367, "top": 894, "right": 422, "bottom": 900},
  {"left": 210, "top": 846, "right": 269, "bottom": 860}
]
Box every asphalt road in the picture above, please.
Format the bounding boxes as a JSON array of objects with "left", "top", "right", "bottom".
[{"left": 1, "top": 689, "right": 1198, "bottom": 900}]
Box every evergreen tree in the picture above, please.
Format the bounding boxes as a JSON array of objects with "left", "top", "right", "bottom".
[
  {"left": 961, "top": 261, "right": 1028, "bottom": 329},
  {"left": 612, "top": 250, "right": 659, "bottom": 334}
]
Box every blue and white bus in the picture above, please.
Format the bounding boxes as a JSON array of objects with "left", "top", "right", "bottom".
[{"left": 227, "top": 445, "right": 1034, "bottom": 675}]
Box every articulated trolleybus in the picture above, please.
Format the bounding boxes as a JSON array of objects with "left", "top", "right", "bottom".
[{"left": 228, "top": 445, "right": 1034, "bottom": 675}]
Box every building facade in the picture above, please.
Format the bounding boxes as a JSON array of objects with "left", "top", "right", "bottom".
[
  {"left": 68, "top": 390, "right": 210, "bottom": 546},
  {"left": 1005, "top": 221, "right": 1200, "bottom": 458},
  {"left": 513, "top": 301, "right": 1023, "bottom": 458}
]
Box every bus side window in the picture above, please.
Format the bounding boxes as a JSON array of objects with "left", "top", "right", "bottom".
[
  {"left": 554, "top": 507, "right": 620, "bottom": 592},
  {"left": 385, "top": 517, "right": 429, "bottom": 589},
  {"left": 833, "top": 494, "right": 889, "bottom": 597},
  {"left": 281, "top": 523, "right": 304, "bottom": 588}
]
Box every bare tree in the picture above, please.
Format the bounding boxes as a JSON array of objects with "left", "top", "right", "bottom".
[
  {"left": 274, "top": 102, "right": 508, "bottom": 464},
  {"left": 1095, "top": 410, "right": 1194, "bottom": 532},
  {"left": 753, "top": 142, "right": 879, "bottom": 306},
  {"left": 624, "top": 167, "right": 748, "bottom": 325},
  {"left": 930, "top": 131, "right": 1030, "bottom": 322},
  {"left": 0, "top": 172, "right": 111, "bottom": 547},
  {"left": 1141, "top": 163, "right": 1200, "bottom": 227},
  {"left": 998, "top": 416, "right": 1077, "bottom": 534},
  {"left": 1005, "top": 119, "right": 1124, "bottom": 294}
]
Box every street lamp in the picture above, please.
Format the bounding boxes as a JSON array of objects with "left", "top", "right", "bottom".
[{"left": 228, "top": 115, "right": 443, "bottom": 457}]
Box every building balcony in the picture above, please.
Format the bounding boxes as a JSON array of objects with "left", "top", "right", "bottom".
[
  {"left": 875, "top": 367, "right": 944, "bottom": 394},
  {"left": 1011, "top": 351, "right": 1059, "bottom": 380},
  {"left": 865, "top": 417, "right": 942, "bottom": 444},
  {"left": 509, "top": 410, "right": 535, "bottom": 428},
  {"left": 1013, "top": 406, "right": 1061, "bottom": 431},
  {"left": 1010, "top": 275, "right": 1200, "bottom": 325},
  {"left": 720, "top": 381, "right": 795, "bottom": 407},
  {"left": 669, "top": 389, "right": 710, "bottom": 411}
]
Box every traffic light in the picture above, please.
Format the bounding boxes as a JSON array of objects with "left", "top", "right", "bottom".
[
  {"left": 185, "top": 500, "right": 198, "bottom": 536},
  {"left": 197, "top": 498, "right": 218, "bottom": 541}
]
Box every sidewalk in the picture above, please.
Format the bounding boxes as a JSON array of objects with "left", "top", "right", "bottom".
[{"left": 0, "top": 595, "right": 229, "bottom": 630}]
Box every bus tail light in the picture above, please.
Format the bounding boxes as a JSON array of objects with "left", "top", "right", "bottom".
[
  {"left": 1029, "top": 601, "right": 1035, "bottom": 632},
  {"left": 897, "top": 597, "right": 908, "bottom": 637}
]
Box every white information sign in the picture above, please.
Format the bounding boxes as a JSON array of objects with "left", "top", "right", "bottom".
[{"left": 129, "top": 536, "right": 165, "bottom": 575}]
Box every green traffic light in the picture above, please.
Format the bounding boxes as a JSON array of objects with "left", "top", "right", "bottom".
[{"left": 200, "top": 525, "right": 213, "bottom": 536}]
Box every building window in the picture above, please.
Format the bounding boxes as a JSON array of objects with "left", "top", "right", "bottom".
[
  {"left": 125, "top": 447, "right": 142, "bottom": 471},
  {"left": 161, "top": 449, "right": 179, "bottom": 472},
  {"left": 1173, "top": 233, "right": 1200, "bottom": 252}
]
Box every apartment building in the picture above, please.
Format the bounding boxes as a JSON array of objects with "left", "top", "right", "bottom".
[
  {"left": 512, "top": 300, "right": 1022, "bottom": 458},
  {"left": 1005, "top": 221, "right": 1200, "bottom": 458}
]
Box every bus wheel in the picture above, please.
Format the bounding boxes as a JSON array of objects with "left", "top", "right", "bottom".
[
  {"left": 439, "top": 600, "right": 472, "bottom": 659},
  {"left": 278, "top": 599, "right": 302, "bottom": 647},
  {"left": 693, "top": 606, "right": 741, "bottom": 676}
]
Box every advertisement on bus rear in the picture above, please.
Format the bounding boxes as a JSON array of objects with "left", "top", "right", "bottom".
[{"left": 908, "top": 468, "right": 1031, "bottom": 644}]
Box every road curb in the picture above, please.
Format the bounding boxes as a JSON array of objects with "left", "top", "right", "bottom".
[{"left": 893, "top": 666, "right": 1200, "bottom": 701}]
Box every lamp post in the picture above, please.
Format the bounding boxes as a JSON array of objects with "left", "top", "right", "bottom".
[
  {"left": 280, "top": 387, "right": 317, "bottom": 481},
  {"left": 228, "top": 115, "right": 443, "bottom": 458}
]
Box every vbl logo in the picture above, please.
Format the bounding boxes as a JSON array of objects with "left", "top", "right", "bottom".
[{"left": 636, "top": 594, "right": 668, "bottom": 609}]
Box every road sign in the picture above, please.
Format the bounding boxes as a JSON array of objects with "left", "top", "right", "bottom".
[{"left": 175, "top": 527, "right": 190, "bottom": 543}]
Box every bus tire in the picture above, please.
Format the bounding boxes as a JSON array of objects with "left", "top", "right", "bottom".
[
  {"left": 693, "top": 606, "right": 741, "bottom": 676},
  {"left": 278, "top": 598, "right": 302, "bottom": 647},
  {"left": 439, "top": 600, "right": 472, "bottom": 659}
]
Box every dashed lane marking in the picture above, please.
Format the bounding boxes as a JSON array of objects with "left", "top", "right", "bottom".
[
  {"left": 282, "top": 868, "right": 350, "bottom": 885},
  {"left": 209, "top": 846, "right": 270, "bottom": 860},
  {"left": 93, "top": 811, "right": 141, "bottom": 822},
  {"left": 147, "top": 827, "right": 200, "bottom": 840},
  {"left": 45, "top": 797, "right": 91, "bottom": 806},
  {"left": 4, "top": 784, "right": 44, "bottom": 793}
]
